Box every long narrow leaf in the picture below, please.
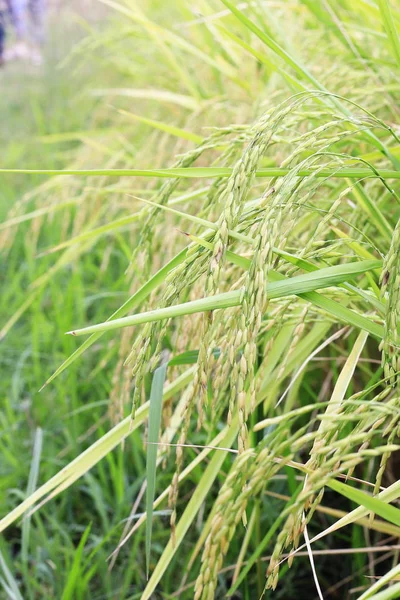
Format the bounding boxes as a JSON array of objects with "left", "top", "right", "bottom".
[
  {"left": 40, "top": 248, "right": 188, "bottom": 389},
  {"left": 220, "top": 0, "right": 328, "bottom": 93},
  {"left": 115, "top": 108, "right": 203, "bottom": 143},
  {"left": 377, "top": 0, "right": 400, "bottom": 69},
  {"left": 359, "top": 562, "right": 400, "bottom": 599},
  {"left": 0, "top": 367, "right": 193, "bottom": 534},
  {"left": 1, "top": 167, "right": 400, "bottom": 178},
  {"left": 141, "top": 424, "right": 238, "bottom": 599},
  {"left": 220, "top": 0, "right": 398, "bottom": 164},
  {"left": 146, "top": 364, "right": 168, "bottom": 578},
  {"left": 367, "top": 581, "right": 400, "bottom": 600},
  {"left": 67, "top": 260, "right": 382, "bottom": 337},
  {"left": 61, "top": 524, "right": 92, "bottom": 600},
  {"left": 327, "top": 479, "right": 400, "bottom": 527}
]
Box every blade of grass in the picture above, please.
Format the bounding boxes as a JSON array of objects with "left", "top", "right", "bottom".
[
  {"left": 141, "top": 423, "right": 238, "bottom": 599},
  {"left": 61, "top": 523, "right": 92, "bottom": 600},
  {"left": 359, "top": 562, "right": 400, "bottom": 599},
  {"left": 0, "top": 199, "right": 80, "bottom": 231},
  {"left": 1, "top": 167, "right": 400, "bottom": 178},
  {"left": 40, "top": 188, "right": 209, "bottom": 256},
  {"left": 66, "top": 260, "right": 382, "bottom": 337},
  {"left": 92, "top": 88, "right": 201, "bottom": 110},
  {"left": 231, "top": 504, "right": 258, "bottom": 585},
  {"left": 40, "top": 248, "right": 188, "bottom": 389},
  {"left": 263, "top": 489, "right": 400, "bottom": 537},
  {"left": 40, "top": 211, "right": 143, "bottom": 255},
  {"left": 188, "top": 231, "right": 383, "bottom": 337},
  {"left": 21, "top": 428, "right": 43, "bottom": 565},
  {"left": 99, "top": 0, "right": 248, "bottom": 90},
  {"left": 326, "top": 479, "right": 400, "bottom": 527},
  {"left": 0, "top": 367, "right": 193, "bottom": 533},
  {"left": 349, "top": 181, "right": 393, "bottom": 241},
  {"left": 220, "top": 0, "right": 399, "bottom": 165},
  {"left": 367, "top": 581, "right": 400, "bottom": 600},
  {"left": 0, "top": 550, "right": 23, "bottom": 600},
  {"left": 377, "top": 0, "right": 400, "bottom": 69},
  {"left": 217, "top": 24, "right": 306, "bottom": 92},
  {"left": 145, "top": 363, "right": 168, "bottom": 578},
  {"left": 220, "top": 0, "right": 329, "bottom": 93},
  {"left": 317, "top": 330, "right": 369, "bottom": 434},
  {"left": 114, "top": 107, "right": 203, "bottom": 143},
  {"left": 280, "top": 478, "right": 400, "bottom": 567}
]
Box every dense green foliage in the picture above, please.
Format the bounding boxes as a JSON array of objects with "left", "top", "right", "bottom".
[{"left": 2, "top": 1, "right": 400, "bottom": 598}]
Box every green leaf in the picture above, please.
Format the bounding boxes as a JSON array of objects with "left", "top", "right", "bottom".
[
  {"left": 220, "top": 0, "right": 399, "bottom": 166},
  {"left": 218, "top": 24, "right": 306, "bottom": 92},
  {"left": 0, "top": 368, "right": 193, "bottom": 535},
  {"left": 377, "top": 0, "right": 400, "bottom": 70},
  {"left": 359, "top": 562, "right": 400, "bottom": 599},
  {"left": 349, "top": 181, "right": 393, "bottom": 241},
  {"left": 367, "top": 581, "right": 400, "bottom": 600},
  {"left": 220, "top": 0, "right": 328, "bottom": 93},
  {"left": 67, "top": 260, "right": 382, "bottom": 337},
  {"left": 98, "top": 0, "right": 248, "bottom": 90},
  {"left": 41, "top": 211, "right": 143, "bottom": 255},
  {"left": 21, "top": 428, "right": 43, "bottom": 565},
  {"left": 40, "top": 248, "right": 188, "bottom": 389},
  {"left": 1, "top": 167, "right": 400, "bottom": 179},
  {"left": 61, "top": 524, "right": 92, "bottom": 600},
  {"left": 300, "top": 478, "right": 400, "bottom": 558},
  {"left": 146, "top": 364, "right": 168, "bottom": 578},
  {"left": 141, "top": 423, "right": 238, "bottom": 599},
  {"left": 317, "top": 330, "right": 369, "bottom": 435},
  {"left": 115, "top": 107, "right": 203, "bottom": 144},
  {"left": 326, "top": 479, "right": 400, "bottom": 527},
  {"left": 93, "top": 88, "right": 201, "bottom": 110},
  {"left": 0, "top": 549, "right": 23, "bottom": 600},
  {"left": 168, "top": 348, "right": 221, "bottom": 366}
]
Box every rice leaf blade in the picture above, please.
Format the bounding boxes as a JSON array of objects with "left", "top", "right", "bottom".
[
  {"left": 377, "top": 0, "right": 400, "bottom": 69},
  {"left": 327, "top": 479, "right": 400, "bottom": 527},
  {"left": 67, "top": 260, "right": 382, "bottom": 337},
  {"left": 145, "top": 363, "right": 168, "bottom": 578},
  {"left": 41, "top": 248, "right": 187, "bottom": 389}
]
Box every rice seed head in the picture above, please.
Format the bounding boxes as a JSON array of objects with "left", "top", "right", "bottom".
[{"left": 381, "top": 218, "right": 400, "bottom": 386}]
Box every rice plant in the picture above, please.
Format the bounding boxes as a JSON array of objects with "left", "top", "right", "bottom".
[{"left": 2, "top": 1, "right": 400, "bottom": 598}]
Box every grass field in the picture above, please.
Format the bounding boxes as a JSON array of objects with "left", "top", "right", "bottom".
[{"left": 1, "top": 1, "right": 400, "bottom": 599}]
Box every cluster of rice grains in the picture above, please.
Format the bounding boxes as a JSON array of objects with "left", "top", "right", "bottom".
[
  {"left": 381, "top": 216, "right": 400, "bottom": 386},
  {"left": 125, "top": 94, "right": 400, "bottom": 596},
  {"left": 377, "top": 214, "right": 400, "bottom": 498}
]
